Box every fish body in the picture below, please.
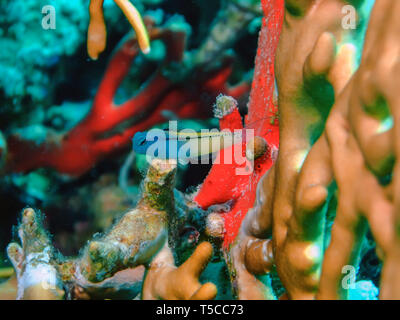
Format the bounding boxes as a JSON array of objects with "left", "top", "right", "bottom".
[{"left": 132, "top": 129, "right": 247, "bottom": 159}]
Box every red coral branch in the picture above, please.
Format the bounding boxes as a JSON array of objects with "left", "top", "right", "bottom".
[
  {"left": 6, "top": 26, "right": 250, "bottom": 177},
  {"left": 194, "top": 0, "right": 284, "bottom": 248}
]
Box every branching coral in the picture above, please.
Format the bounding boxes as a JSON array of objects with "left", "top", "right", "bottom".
[
  {"left": 193, "top": 0, "right": 281, "bottom": 252},
  {"left": 5, "top": 159, "right": 216, "bottom": 300},
  {"left": 192, "top": 4, "right": 282, "bottom": 298},
  {"left": 5, "top": 19, "right": 249, "bottom": 177},
  {"left": 242, "top": 0, "right": 363, "bottom": 299},
  {"left": 87, "top": 0, "right": 151, "bottom": 60},
  {"left": 143, "top": 242, "right": 217, "bottom": 300},
  {"left": 228, "top": 0, "right": 400, "bottom": 300}
]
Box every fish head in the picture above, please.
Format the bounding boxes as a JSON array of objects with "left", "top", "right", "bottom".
[{"left": 132, "top": 131, "right": 151, "bottom": 154}]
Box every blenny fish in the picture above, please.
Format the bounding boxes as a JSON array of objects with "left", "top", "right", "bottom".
[{"left": 132, "top": 128, "right": 252, "bottom": 160}]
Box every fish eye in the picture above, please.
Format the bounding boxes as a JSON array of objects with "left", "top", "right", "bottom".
[{"left": 140, "top": 139, "right": 146, "bottom": 146}]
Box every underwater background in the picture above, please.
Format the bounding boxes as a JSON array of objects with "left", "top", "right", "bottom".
[{"left": 0, "top": 0, "right": 382, "bottom": 300}]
